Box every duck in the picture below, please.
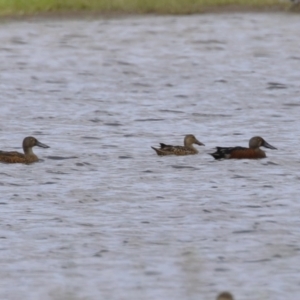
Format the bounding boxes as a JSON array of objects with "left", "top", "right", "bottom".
[
  {"left": 151, "top": 134, "right": 204, "bottom": 156},
  {"left": 216, "top": 292, "right": 234, "bottom": 300},
  {"left": 0, "top": 136, "right": 50, "bottom": 164},
  {"left": 210, "top": 136, "right": 276, "bottom": 159}
]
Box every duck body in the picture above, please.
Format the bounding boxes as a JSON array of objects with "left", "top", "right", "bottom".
[
  {"left": 0, "top": 150, "right": 39, "bottom": 164},
  {"left": 0, "top": 136, "right": 50, "bottom": 164},
  {"left": 210, "top": 136, "right": 276, "bottom": 160},
  {"left": 211, "top": 146, "right": 267, "bottom": 159},
  {"left": 151, "top": 134, "right": 204, "bottom": 156},
  {"left": 216, "top": 292, "right": 234, "bottom": 300}
]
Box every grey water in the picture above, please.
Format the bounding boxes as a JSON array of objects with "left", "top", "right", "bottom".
[{"left": 0, "top": 12, "right": 300, "bottom": 300}]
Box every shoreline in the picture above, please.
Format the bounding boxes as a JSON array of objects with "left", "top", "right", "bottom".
[{"left": 0, "top": 3, "right": 299, "bottom": 21}]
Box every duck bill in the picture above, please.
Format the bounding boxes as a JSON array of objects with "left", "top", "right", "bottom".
[
  {"left": 262, "top": 140, "right": 277, "bottom": 150},
  {"left": 195, "top": 140, "right": 205, "bottom": 146},
  {"left": 36, "top": 140, "right": 50, "bottom": 148}
]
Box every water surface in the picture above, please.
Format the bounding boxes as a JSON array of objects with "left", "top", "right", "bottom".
[{"left": 0, "top": 13, "right": 300, "bottom": 300}]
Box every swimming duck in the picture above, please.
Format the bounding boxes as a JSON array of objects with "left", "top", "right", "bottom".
[
  {"left": 216, "top": 292, "right": 234, "bottom": 300},
  {"left": 0, "top": 136, "right": 50, "bottom": 164},
  {"left": 151, "top": 134, "right": 204, "bottom": 156},
  {"left": 210, "top": 136, "right": 276, "bottom": 160}
]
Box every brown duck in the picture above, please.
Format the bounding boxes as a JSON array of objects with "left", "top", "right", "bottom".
[
  {"left": 210, "top": 136, "right": 277, "bottom": 159},
  {"left": 0, "top": 136, "right": 50, "bottom": 164},
  {"left": 151, "top": 134, "right": 204, "bottom": 156},
  {"left": 216, "top": 292, "right": 234, "bottom": 300}
]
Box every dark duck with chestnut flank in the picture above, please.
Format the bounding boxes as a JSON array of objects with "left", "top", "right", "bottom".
[
  {"left": 210, "top": 136, "right": 277, "bottom": 160},
  {"left": 0, "top": 136, "right": 50, "bottom": 164},
  {"left": 151, "top": 134, "right": 204, "bottom": 156}
]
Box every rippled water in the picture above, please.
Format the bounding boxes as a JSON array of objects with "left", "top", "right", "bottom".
[{"left": 0, "top": 12, "right": 300, "bottom": 300}]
